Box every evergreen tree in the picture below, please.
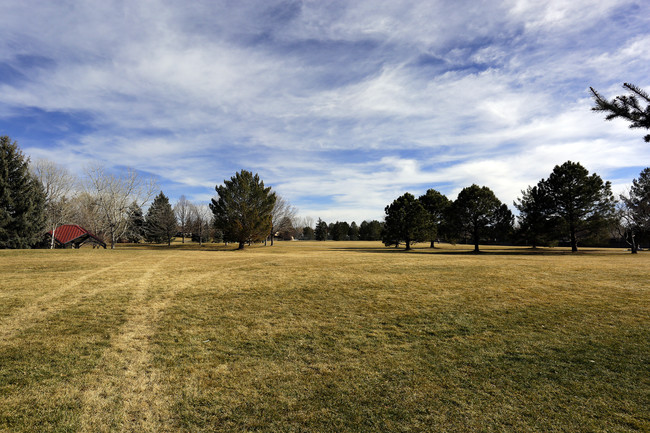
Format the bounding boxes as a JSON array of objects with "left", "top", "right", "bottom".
[
  {"left": 330, "top": 221, "right": 349, "bottom": 241},
  {"left": 302, "top": 226, "right": 314, "bottom": 240},
  {"left": 359, "top": 220, "right": 383, "bottom": 240},
  {"left": 514, "top": 183, "right": 555, "bottom": 248},
  {"left": 348, "top": 221, "right": 359, "bottom": 241},
  {"left": 210, "top": 170, "right": 276, "bottom": 250},
  {"left": 493, "top": 203, "right": 515, "bottom": 243},
  {"left": 0, "top": 136, "right": 45, "bottom": 248},
  {"left": 544, "top": 161, "right": 616, "bottom": 252},
  {"left": 448, "top": 184, "right": 506, "bottom": 253},
  {"left": 314, "top": 218, "right": 328, "bottom": 241},
  {"left": 382, "top": 192, "right": 430, "bottom": 251},
  {"left": 418, "top": 188, "right": 450, "bottom": 247},
  {"left": 124, "top": 201, "right": 145, "bottom": 243},
  {"left": 145, "top": 191, "right": 177, "bottom": 245},
  {"left": 591, "top": 83, "right": 650, "bottom": 142}
]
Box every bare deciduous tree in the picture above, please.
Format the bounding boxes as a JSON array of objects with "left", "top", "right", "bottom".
[
  {"left": 269, "top": 195, "right": 297, "bottom": 246},
  {"left": 32, "top": 159, "right": 77, "bottom": 248},
  {"left": 69, "top": 191, "right": 104, "bottom": 239},
  {"left": 189, "top": 203, "right": 213, "bottom": 246},
  {"left": 613, "top": 198, "right": 639, "bottom": 253},
  {"left": 83, "top": 165, "right": 157, "bottom": 249},
  {"left": 174, "top": 195, "right": 191, "bottom": 243}
]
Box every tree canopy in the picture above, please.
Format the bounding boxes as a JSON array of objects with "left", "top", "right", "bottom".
[
  {"left": 448, "top": 184, "right": 506, "bottom": 253},
  {"left": 359, "top": 220, "right": 383, "bottom": 241},
  {"left": 514, "top": 184, "right": 554, "bottom": 248},
  {"left": 124, "top": 201, "right": 145, "bottom": 243},
  {"left": 145, "top": 191, "right": 177, "bottom": 245},
  {"left": 591, "top": 83, "right": 650, "bottom": 142},
  {"left": 382, "top": 192, "right": 430, "bottom": 251},
  {"left": 210, "top": 170, "right": 276, "bottom": 249},
  {"left": 0, "top": 136, "right": 45, "bottom": 248},
  {"left": 544, "top": 161, "right": 615, "bottom": 252},
  {"left": 314, "top": 218, "right": 328, "bottom": 241},
  {"left": 418, "top": 188, "right": 450, "bottom": 248},
  {"left": 83, "top": 165, "right": 157, "bottom": 249}
]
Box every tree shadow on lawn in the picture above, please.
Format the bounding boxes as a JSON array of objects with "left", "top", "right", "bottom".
[
  {"left": 328, "top": 245, "right": 624, "bottom": 256},
  {"left": 117, "top": 243, "right": 243, "bottom": 252}
]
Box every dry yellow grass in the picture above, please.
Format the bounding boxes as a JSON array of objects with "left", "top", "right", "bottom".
[{"left": 0, "top": 242, "right": 648, "bottom": 432}]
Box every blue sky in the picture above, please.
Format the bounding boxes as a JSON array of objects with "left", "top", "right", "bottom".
[{"left": 1, "top": 0, "right": 649, "bottom": 223}]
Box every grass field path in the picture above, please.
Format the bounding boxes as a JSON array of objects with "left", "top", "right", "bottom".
[
  {"left": 77, "top": 253, "right": 267, "bottom": 432},
  {"left": 77, "top": 253, "right": 180, "bottom": 432},
  {"left": 0, "top": 258, "right": 132, "bottom": 340}
]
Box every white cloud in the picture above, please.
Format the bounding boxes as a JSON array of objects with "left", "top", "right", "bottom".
[{"left": 2, "top": 0, "right": 650, "bottom": 222}]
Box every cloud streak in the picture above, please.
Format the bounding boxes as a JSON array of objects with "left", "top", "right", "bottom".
[{"left": 0, "top": 0, "right": 649, "bottom": 223}]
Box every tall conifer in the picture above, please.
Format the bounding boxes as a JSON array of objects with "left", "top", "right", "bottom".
[
  {"left": 0, "top": 136, "right": 45, "bottom": 248},
  {"left": 145, "top": 192, "right": 177, "bottom": 245}
]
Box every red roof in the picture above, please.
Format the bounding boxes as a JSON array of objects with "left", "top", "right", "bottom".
[{"left": 49, "top": 225, "right": 104, "bottom": 246}]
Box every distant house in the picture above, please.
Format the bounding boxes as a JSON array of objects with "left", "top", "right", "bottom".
[{"left": 47, "top": 225, "right": 107, "bottom": 249}]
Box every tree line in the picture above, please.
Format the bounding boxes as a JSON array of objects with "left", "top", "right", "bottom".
[
  {"left": 2, "top": 135, "right": 649, "bottom": 253},
  {"left": 381, "top": 161, "right": 649, "bottom": 253},
  {"left": 3, "top": 82, "right": 649, "bottom": 250}
]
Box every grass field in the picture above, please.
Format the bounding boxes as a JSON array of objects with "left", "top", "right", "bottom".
[{"left": 0, "top": 241, "right": 648, "bottom": 432}]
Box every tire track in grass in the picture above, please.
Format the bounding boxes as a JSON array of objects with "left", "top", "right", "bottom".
[
  {"left": 77, "top": 254, "right": 228, "bottom": 433},
  {"left": 0, "top": 258, "right": 133, "bottom": 340}
]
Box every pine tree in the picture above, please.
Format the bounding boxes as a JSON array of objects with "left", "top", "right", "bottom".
[
  {"left": 514, "top": 184, "right": 555, "bottom": 248},
  {"left": 382, "top": 193, "right": 430, "bottom": 251},
  {"left": 448, "top": 184, "right": 506, "bottom": 253},
  {"left": 591, "top": 83, "right": 650, "bottom": 142},
  {"left": 210, "top": 170, "right": 276, "bottom": 250},
  {"left": 348, "top": 221, "right": 359, "bottom": 241},
  {"left": 0, "top": 136, "right": 46, "bottom": 248},
  {"left": 124, "top": 201, "right": 145, "bottom": 243},
  {"left": 544, "top": 161, "right": 616, "bottom": 252},
  {"left": 145, "top": 192, "right": 177, "bottom": 245},
  {"left": 314, "top": 218, "right": 328, "bottom": 241},
  {"left": 359, "top": 220, "right": 383, "bottom": 241}
]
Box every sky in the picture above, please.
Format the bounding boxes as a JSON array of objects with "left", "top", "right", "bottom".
[{"left": 1, "top": 0, "right": 649, "bottom": 223}]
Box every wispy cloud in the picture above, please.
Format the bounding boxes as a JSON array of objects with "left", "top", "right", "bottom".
[{"left": 0, "top": 0, "right": 648, "bottom": 223}]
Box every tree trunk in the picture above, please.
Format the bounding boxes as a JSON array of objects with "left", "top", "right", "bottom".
[
  {"left": 405, "top": 240, "right": 411, "bottom": 251},
  {"left": 570, "top": 225, "right": 578, "bottom": 252},
  {"left": 50, "top": 224, "right": 57, "bottom": 249},
  {"left": 430, "top": 240, "right": 435, "bottom": 248},
  {"left": 473, "top": 227, "right": 480, "bottom": 253},
  {"left": 238, "top": 241, "right": 245, "bottom": 250}
]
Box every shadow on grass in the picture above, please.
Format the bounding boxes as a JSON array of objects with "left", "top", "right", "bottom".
[
  {"left": 115, "top": 243, "right": 245, "bottom": 252},
  {"left": 328, "top": 245, "right": 625, "bottom": 256}
]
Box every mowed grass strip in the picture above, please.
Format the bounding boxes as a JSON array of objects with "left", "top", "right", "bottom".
[{"left": 0, "top": 242, "right": 648, "bottom": 432}]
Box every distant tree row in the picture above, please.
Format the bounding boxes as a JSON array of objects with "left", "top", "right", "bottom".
[
  {"left": 383, "top": 161, "right": 649, "bottom": 253},
  {"left": 303, "top": 218, "right": 383, "bottom": 241},
  {"left": 2, "top": 136, "right": 648, "bottom": 253}
]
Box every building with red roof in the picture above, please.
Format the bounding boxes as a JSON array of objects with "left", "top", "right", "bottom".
[{"left": 47, "top": 225, "right": 106, "bottom": 249}]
